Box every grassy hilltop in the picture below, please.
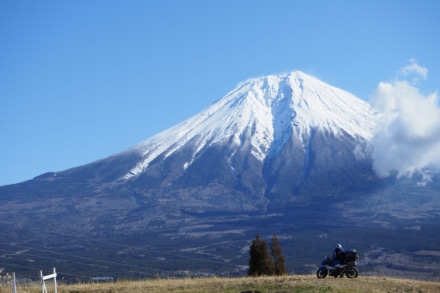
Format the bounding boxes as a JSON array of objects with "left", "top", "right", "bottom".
[{"left": 3, "top": 275, "right": 439, "bottom": 293}]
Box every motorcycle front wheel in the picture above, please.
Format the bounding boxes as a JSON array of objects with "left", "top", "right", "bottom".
[
  {"left": 316, "top": 267, "right": 328, "bottom": 278},
  {"left": 345, "top": 267, "right": 359, "bottom": 278}
]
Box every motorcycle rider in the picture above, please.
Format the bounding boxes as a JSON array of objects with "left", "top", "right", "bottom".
[
  {"left": 332, "top": 244, "right": 345, "bottom": 276},
  {"left": 333, "top": 243, "right": 345, "bottom": 264}
]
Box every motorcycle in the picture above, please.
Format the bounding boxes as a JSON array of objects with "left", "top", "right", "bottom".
[{"left": 316, "top": 256, "right": 359, "bottom": 278}]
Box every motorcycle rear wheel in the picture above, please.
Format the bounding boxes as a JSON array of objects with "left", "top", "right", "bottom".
[
  {"left": 316, "top": 268, "right": 328, "bottom": 278},
  {"left": 345, "top": 267, "right": 359, "bottom": 278}
]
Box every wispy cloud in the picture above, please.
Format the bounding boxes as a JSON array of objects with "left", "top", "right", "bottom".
[
  {"left": 398, "top": 58, "right": 428, "bottom": 81},
  {"left": 370, "top": 59, "right": 440, "bottom": 185}
]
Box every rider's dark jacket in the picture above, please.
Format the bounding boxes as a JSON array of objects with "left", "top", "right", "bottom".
[{"left": 333, "top": 247, "right": 344, "bottom": 262}]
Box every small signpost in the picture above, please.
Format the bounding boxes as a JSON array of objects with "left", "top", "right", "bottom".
[{"left": 40, "top": 268, "right": 57, "bottom": 293}]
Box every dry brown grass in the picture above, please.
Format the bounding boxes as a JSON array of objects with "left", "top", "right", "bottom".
[{"left": 2, "top": 275, "right": 439, "bottom": 293}]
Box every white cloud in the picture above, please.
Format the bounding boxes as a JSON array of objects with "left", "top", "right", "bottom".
[
  {"left": 370, "top": 68, "right": 440, "bottom": 182},
  {"left": 399, "top": 58, "right": 428, "bottom": 80}
]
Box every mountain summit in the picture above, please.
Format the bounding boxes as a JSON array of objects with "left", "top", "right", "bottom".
[{"left": 123, "top": 71, "right": 376, "bottom": 181}]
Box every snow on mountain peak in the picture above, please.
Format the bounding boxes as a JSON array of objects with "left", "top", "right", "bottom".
[{"left": 123, "top": 71, "right": 376, "bottom": 180}]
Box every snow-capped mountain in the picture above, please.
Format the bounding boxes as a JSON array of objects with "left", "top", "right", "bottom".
[
  {"left": 1, "top": 71, "right": 380, "bottom": 207},
  {"left": 2, "top": 71, "right": 440, "bottom": 280},
  {"left": 122, "top": 71, "right": 376, "bottom": 181}
]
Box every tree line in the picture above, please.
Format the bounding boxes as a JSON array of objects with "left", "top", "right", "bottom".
[{"left": 248, "top": 234, "right": 287, "bottom": 276}]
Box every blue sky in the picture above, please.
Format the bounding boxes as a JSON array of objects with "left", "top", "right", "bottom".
[{"left": 1, "top": 0, "right": 439, "bottom": 185}]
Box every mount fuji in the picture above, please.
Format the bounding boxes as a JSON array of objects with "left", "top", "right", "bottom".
[
  {"left": 32, "top": 71, "right": 378, "bottom": 213},
  {"left": 1, "top": 71, "right": 440, "bottom": 280},
  {"left": 123, "top": 71, "right": 375, "bottom": 180}
]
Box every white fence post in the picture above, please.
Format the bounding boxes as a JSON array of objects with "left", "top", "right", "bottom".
[
  {"left": 53, "top": 268, "right": 57, "bottom": 293},
  {"left": 40, "top": 270, "right": 46, "bottom": 293},
  {"left": 11, "top": 272, "right": 16, "bottom": 293},
  {"left": 40, "top": 270, "right": 45, "bottom": 293},
  {"left": 40, "top": 268, "right": 57, "bottom": 293}
]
